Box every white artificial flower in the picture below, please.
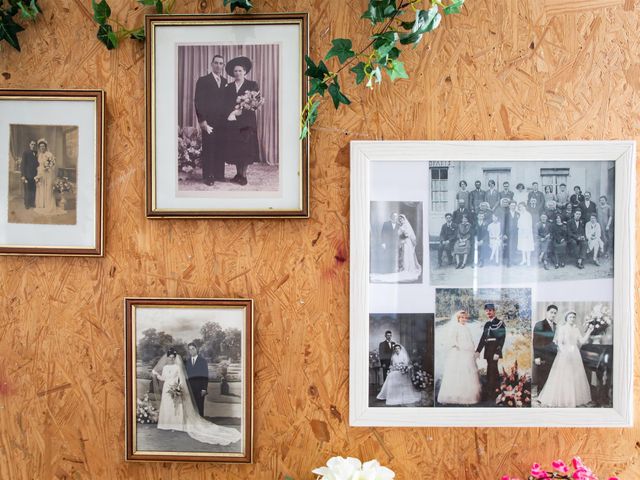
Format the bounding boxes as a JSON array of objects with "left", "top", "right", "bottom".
[
  {"left": 312, "top": 456, "right": 362, "bottom": 480},
  {"left": 360, "top": 460, "right": 395, "bottom": 480}
]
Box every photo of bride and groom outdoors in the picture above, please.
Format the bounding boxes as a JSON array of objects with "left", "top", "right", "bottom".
[{"left": 134, "top": 309, "right": 245, "bottom": 454}]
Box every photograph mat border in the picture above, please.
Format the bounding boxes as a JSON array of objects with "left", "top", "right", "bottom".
[
  {"left": 0, "top": 90, "right": 104, "bottom": 256},
  {"left": 145, "top": 14, "right": 309, "bottom": 218},
  {"left": 124, "top": 298, "right": 254, "bottom": 463},
  {"left": 349, "top": 140, "right": 635, "bottom": 427}
]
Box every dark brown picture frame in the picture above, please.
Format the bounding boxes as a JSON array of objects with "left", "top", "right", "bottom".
[
  {"left": 125, "top": 297, "right": 253, "bottom": 463},
  {"left": 0, "top": 89, "right": 105, "bottom": 256},
  {"left": 145, "top": 13, "right": 309, "bottom": 219}
]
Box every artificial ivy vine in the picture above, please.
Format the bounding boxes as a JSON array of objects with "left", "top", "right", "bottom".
[{"left": 0, "top": 0, "right": 41, "bottom": 51}]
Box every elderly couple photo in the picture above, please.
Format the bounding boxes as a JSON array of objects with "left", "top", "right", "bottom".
[{"left": 177, "top": 44, "right": 280, "bottom": 192}]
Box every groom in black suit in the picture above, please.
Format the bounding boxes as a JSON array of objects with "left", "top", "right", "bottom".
[
  {"left": 533, "top": 304, "right": 558, "bottom": 393},
  {"left": 185, "top": 343, "right": 209, "bottom": 417},
  {"left": 194, "top": 54, "right": 228, "bottom": 186},
  {"left": 20, "top": 140, "right": 38, "bottom": 209},
  {"left": 378, "top": 330, "right": 396, "bottom": 381},
  {"left": 475, "top": 303, "right": 506, "bottom": 402}
]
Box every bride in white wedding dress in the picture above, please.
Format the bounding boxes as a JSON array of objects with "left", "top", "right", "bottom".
[
  {"left": 376, "top": 344, "right": 422, "bottom": 406},
  {"left": 437, "top": 310, "right": 481, "bottom": 405},
  {"left": 537, "top": 312, "right": 594, "bottom": 407},
  {"left": 152, "top": 348, "right": 242, "bottom": 445}
]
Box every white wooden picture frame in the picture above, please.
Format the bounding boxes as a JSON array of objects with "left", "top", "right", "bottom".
[{"left": 350, "top": 141, "right": 635, "bottom": 427}]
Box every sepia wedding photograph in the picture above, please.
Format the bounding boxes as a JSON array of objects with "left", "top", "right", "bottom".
[
  {"left": 435, "top": 288, "right": 532, "bottom": 408},
  {"left": 146, "top": 14, "right": 309, "bottom": 217},
  {"left": 125, "top": 298, "right": 253, "bottom": 463},
  {"left": 369, "top": 201, "right": 423, "bottom": 284},
  {"left": 177, "top": 44, "right": 279, "bottom": 193},
  {"left": 8, "top": 124, "right": 78, "bottom": 225},
  {"left": 369, "top": 313, "right": 434, "bottom": 408},
  {"left": 532, "top": 301, "right": 613, "bottom": 409},
  {"left": 428, "top": 160, "right": 615, "bottom": 285}
]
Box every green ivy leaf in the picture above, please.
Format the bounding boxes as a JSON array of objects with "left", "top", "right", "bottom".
[
  {"left": 223, "top": 0, "right": 253, "bottom": 12},
  {"left": 97, "top": 23, "right": 118, "bottom": 49},
  {"left": 350, "top": 61, "right": 366, "bottom": 85},
  {"left": 91, "top": 0, "right": 111, "bottom": 25},
  {"left": 362, "top": 0, "right": 398, "bottom": 25},
  {"left": 300, "top": 99, "right": 320, "bottom": 139},
  {"left": 325, "top": 38, "right": 355, "bottom": 64},
  {"left": 384, "top": 58, "right": 408, "bottom": 82},
  {"left": 16, "top": 0, "right": 40, "bottom": 21},
  {"left": 328, "top": 78, "right": 351, "bottom": 109},
  {"left": 372, "top": 31, "right": 397, "bottom": 59},
  {"left": 399, "top": 6, "right": 441, "bottom": 45},
  {"left": 444, "top": 0, "right": 464, "bottom": 15},
  {"left": 136, "top": 0, "right": 156, "bottom": 5},
  {"left": 309, "top": 77, "right": 328, "bottom": 97},
  {"left": 0, "top": 11, "right": 25, "bottom": 51},
  {"left": 304, "top": 55, "right": 329, "bottom": 80},
  {"left": 154, "top": 0, "right": 163, "bottom": 13},
  {"left": 130, "top": 26, "right": 145, "bottom": 41}
]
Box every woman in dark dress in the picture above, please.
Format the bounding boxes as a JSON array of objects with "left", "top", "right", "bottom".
[
  {"left": 551, "top": 214, "right": 569, "bottom": 269},
  {"left": 453, "top": 214, "right": 472, "bottom": 269},
  {"left": 222, "top": 56, "right": 260, "bottom": 186}
]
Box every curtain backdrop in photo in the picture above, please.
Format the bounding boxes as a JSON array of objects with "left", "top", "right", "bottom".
[{"left": 178, "top": 44, "right": 280, "bottom": 166}]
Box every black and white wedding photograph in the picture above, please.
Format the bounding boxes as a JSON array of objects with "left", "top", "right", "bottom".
[
  {"left": 125, "top": 298, "right": 253, "bottom": 462},
  {"left": 369, "top": 201, "right": 423, "bottom": 284},
  {"left": 177, "top": 44, "right": 279, "bottom": 193},
  {"left": 7, "top": 124, "right": 78, "bottom": 225},
  {"left": 533, "top": 301, "right": 613, "bottom": 409},
  {"left": 435, "top": 288, "right": 532, "bottom": 408},
  {"left": 428, "top": 160, "right": 615, "bottom": 285},
  {"left": 369, "top": 313, "right": 434, "bottom": 407}
]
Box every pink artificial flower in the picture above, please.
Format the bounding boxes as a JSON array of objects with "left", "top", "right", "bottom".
[
  {"left": 552, "top": 460, "right": 570, "bottom": 474},
  {"left": 572, "top": 457, "right": 586, "bottom": 470},
  {"left": 530, "top": 463, "right": 551, "bottom": 479}
]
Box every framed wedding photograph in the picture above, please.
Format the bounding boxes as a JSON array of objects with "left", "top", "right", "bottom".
[
  {"left": 145, "top": 13, "right": 309, "bottom": 218},
  {"left": 125, "top": 297, "right": 253, "bottom": 463},
  {"left": 0, "top": 90, "right": 104, "bottom": 256},
  {"left": 350, "top": 141, "right": 635, "bottom": 427}
]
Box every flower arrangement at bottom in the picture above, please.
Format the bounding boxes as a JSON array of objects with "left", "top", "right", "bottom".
[
  {"left": 502, "top": 456, "right": 619, "bottom": 480},
  {"left": 495, "top": 360, "right": 531, "bottom": 407},
  {"left": 310, "top": 456, "right": 395, "bottom": 480},
  {"left": 177, "top": 127, "right": 202, "bottom": 176},
  {"left": 136, "top": 394, "right": 158, "bottom": 424},
  {"left": 369, "top": 351, "right": 380, "bottom": 368},
  {"left": 53, "top": 177, "right": 74, "bottom": 194},
  {"left": 411, "top": 362, "right": 433, "bottom": 391}
]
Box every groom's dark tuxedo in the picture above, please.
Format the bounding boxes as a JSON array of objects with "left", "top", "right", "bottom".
[
  {"left": 194, "top": 72, "right": 228, "bottom": 181},
  {"left": 20, "top": 148, "right": 38, "bottom": 209},
  {"left": 476, "top": 318, "right": 506, "bottom": 401},
  {"left": 378, "top": 339, "right": 397, "bottom": 381},
  {"left": 533, "top": 319, "right": 557, "bottom": 391},
  {"left": 185, "top": 354, "right": 209, "bottom": 417}
]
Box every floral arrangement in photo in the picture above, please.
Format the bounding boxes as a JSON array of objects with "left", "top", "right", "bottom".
[
  {"left": 502, "top": 456, "right": 619, "bottom": 480},
  {"left": 177, "top": 128, "right": 202, "bottom": 176},
  {"left": 411, "top": 363, "right": 433, "bottom": 391},
  {"left": 308, "top": 456, "right": 395, "bottom": 480},
  {"left": 236, "top": 90, "right": 264, "bottom": 112},
  {"left": 44, "top": 157, "right": 55, "bottom": 170},
  {"left": 585, "top": 304, "right": 612, "bottom": 336},
  {"left": 390, "top": 363, "right": 410, "bottom": 375},
  {"left": 136, "top": 394, "right": 158, "bottom": 424},
  {"left": 369, "top": 351, "right": 380, "bottom": 368},
  {"left": 53, "top": 177, "right": 74, "bottom": 194},
  {"left": 495, "top": 361, "right": 531, "bottom": 407}
]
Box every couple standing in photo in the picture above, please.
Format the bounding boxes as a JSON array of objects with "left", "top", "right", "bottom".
[
  {"left": 378, "top": 212, "right": 422, "bottom": 278},
  {"left": 194, "top": 54, "right": 261, "bottom": 187},
  {"left": 151, "top": 344, "right": 241, "bottom": 445},
  {"left": 375, "top": 330, "right": 422, "bottom": 406},
  {"left": 533, "top": 305, "right": 594, "bottom": 407},
  {"left": 20, "top": 138, "right": 58, "bottom": 214},
  {"left": 437, "top": 304, "right": 506, "bottom": 405}
]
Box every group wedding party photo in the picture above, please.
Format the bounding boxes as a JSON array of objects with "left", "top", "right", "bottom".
[
  {"left": 369, "top": 201, "right": 423, "bottom": 284},
  {"left": 177, "top": 44, "right": 279, "bottom": 193},
  {"left": 369, "top": 314, "right": 434, "bottom": 408},
  {"left": 434, "top": 288, "right": 532, "bottom": 408},
  {"left": 533, "top": 301, "right": 613, "bottom": 409},
  {"left": 429, "top": 160, "right": 615, "bottom": 285},
  {"left": 7, "top": 124, "right": 78, "bottom": 225},
  {"left": 126, "top": 299, "right": 252, "bottom": 462}
]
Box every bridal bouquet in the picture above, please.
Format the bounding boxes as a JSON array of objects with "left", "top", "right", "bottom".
[
  {"left": 501, "top": 456, "right": 619, "bottom": 480},
  {"left": 53, "top": 177, "right": 74, "bottom": 193},
  {"left": 136, "top": 394, "right": 159, "bottom": 424},
  {"left": 585, "top": 304, "right": 612, "bottom": 336},
  {"left": 390, "top": 363, "right": 410, "bottom": 375},
  {"left": 310, "top": 457, "right": 395, "bottom": 480},
  {"left": 44, "top": 157, "right": 55, "bottom": 170},
  {"left": 168, "top": 379, "right": 183, "bottom": 403},
  {"left": 236, "top": 90, "right": 264, "bottom": 112}
]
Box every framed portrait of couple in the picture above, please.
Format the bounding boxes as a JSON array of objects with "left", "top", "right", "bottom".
[
  {"left": 350, "top": 141, "right": 635, "bottom": 427},
  {"left": 0, "top": 89, "right": 104, "bottom": 256},
  {"left": 145, "top": 13, "right": 309, "bottom": 218},
  {"left": 125, "top": 297, "right": 253, "bottom": 463}
]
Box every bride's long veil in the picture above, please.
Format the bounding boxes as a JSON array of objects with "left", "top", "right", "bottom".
[
  {"left": 399, "top": 215, "right": 417, "bottom": 245},
  {"left": 393, "top": 345, "right": 412, "bottom": 365}
]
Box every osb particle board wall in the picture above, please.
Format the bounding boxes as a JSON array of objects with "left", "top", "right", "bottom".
[{"left": 0, "top": 0, "right": 639, "bottom": 478}]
